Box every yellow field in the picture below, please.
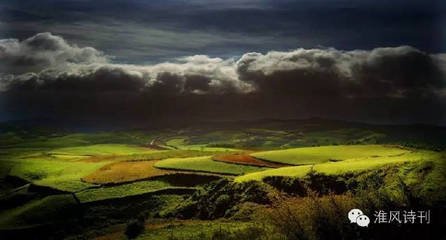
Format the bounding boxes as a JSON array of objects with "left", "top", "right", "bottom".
[{"left": 82, "top": 160, "right": 173, "bottom": 184}]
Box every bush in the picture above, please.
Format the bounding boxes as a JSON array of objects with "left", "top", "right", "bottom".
[
  {"left": 170, "top": 179, "right": 271, "bottom": 219},
  {"left": 125, "top": 217, "right": 146, "bottom": 239},
  {"left": 263, "top": 174, "right": 350, "bottom": 197},
  {"left": 267, "top": 192, "right": 358, "bottom": 240}
]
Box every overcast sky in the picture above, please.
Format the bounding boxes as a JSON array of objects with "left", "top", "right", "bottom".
[
  {"left": 1, "top": 0, "right": 444, "bottom": 63},
  {"left": 0, "top": 0, "right": 445, "bottom": 125}
]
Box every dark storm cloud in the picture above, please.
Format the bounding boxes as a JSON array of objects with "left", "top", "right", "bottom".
[
  {"left": 1, "top": 0, "right": 444, "bottom": 62},
  {"left": 3, "top": 33, "right": 445, "bottom": 97},
  {"left": 0, "top": 33, "right": 251, "bottom": 94},
  {"left": 0, "top": 32, "right": 107, "bottom": 74},
  {"left": 237, "top": 46, "right": 446, "bottom": 98},
  {"left": 1, "top": 33, "right": 446, "bottom": 124}
]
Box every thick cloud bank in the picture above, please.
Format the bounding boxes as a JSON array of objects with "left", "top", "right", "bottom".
[
  {"left": 0, "top": 33, "right": 251, "bottom": 94},
  {"left": 237, "top": 47, "right": 445, "bottom": 98},
  {"left": 1, "top": 33, "right": 445, "bottom": 124}
]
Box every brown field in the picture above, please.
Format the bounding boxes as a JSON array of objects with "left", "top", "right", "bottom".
[
  {"left": 82, "top": 160, "right": 174, "bottom": 184},
  {"left": 213, "top": 153, "right": 286, "bottom": 168}
]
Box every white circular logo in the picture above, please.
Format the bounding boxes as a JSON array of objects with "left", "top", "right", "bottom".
[
  {"left": 348, "top": 209, "right": 370, "bottom": 227},
  {"left": 348, "top": 209, "right": 364, "bottom": 223}
]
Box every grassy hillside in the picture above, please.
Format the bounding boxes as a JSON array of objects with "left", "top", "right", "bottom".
[
  {"left": 154, "top": 156, "right": 268, "bottom": 175},
  {"left": 49, "top": 144, "right": 156, "bottom": 156},
  {"left": 0, "top": 194, "right": 77, "bottom": 229},
  {"left": 82, "top": 160, "right": 171, "bottom": 184},
  {"left": 76, "top": 181, "right": 173, "bottom": 202},
  {"left": 9, "top": 158, "right": 107, "bottom": 192},
  {"left": 251, "top": 145, "right": 409, "bottom": 165},
  {"left": 237, "top": 150, "right": 442, "bottom": 182}
]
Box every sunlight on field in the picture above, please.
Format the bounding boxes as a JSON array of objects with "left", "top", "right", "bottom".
[
  {"left": 167, "top": 138, "right": 239, "bottom": 152},
  {"left": 155, "top": 156, "right": 267, "bottom": 175},
  {"left": 313, "top": 150, "right": 440, "bottom": 175},
  {"left": 82, "top": 160, "right": 172, "bottom": 184},
  {"left": 236, "top": 150, "right": 441, "bottom": 182},
  {"left": 50, "top": 144, "right": 156, "bottom": 156},
  {"left": 235, "top": 165, "right": 312, "bottom": 182},
  {"left": 251, "top": 145, "right": 409, "bottom": 165},
  {"left": 9, "top": 159, "right": 108, "bottom": 192}
]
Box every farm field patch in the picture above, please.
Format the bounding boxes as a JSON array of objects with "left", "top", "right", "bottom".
[
  {"left": 154, "top": 156, "right": 268, "bottom": 175},
  {"left": 50, "top": 144, "right": 156, "bottom": 156},
  {"left": 251, "top": 144, "right": 409, "bottom": 165},
  {"left": 82, "top": 160, "right": 172, "bottom": 184},
  {"left": 9, "top": 158, "right": 108, "bottom": 192},
  {"left": 82, "top": 149, "right": 236, "bottom": 163},
  {"left": 237, "top": 150, "right": 441, "bottom": 182},
  {"left": 213, "top": 153, "right": 285, "bottom": 168},
  {"left": 75, "top": 180, "right": 184, "bottom": 203}
]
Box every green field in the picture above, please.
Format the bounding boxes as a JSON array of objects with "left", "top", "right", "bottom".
[
  {"left": 0, "top": 194, "right": 77, "bottom": 229},
  {"left": 9, "top": 158, "right": 108, "bottom": 192},
  {"left": 50, "top": 144, "right": 156, "bottom": 156},
  {"left": 76, "top": 180, "right": 180, "bottom": 202},
  {"left": 5, "top": 132, "right": 154, "bottom": 149},
  {"left": 165, "top": 137, "right": 240, "bottom": 152},
  {"left": 251, "top": 144, "right": 409, "bottom": 165},
  {"left": 237, "top": 150, "right": 441, "bottom": 182},
  {"left": 154, "top": 156, "right": 268, "bottom": 175},
  {"left": 2, "top": 143, "right": 231, "bottom": 192},
  {"left": 235, "top": 165, "right": 313, "bottom": 182}
]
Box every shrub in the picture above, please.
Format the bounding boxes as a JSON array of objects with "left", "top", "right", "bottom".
[
  {"left": 125, "top": 217, "right": 146, "bottom": 239},
  {"left": 267, "top": 192, "right": 358, "bottom": 240},
  {"left": 263, "top": 174, "right": 350, "bottom": 197},
  {"left": 170, "top": 179, "right": 271, "bottom": 219}
]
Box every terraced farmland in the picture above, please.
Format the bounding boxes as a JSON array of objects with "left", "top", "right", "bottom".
[
  {"left": 82, "top": 160, "right": 172, "bottom": 184},
  {"left": 1, "top": 125, "right": 445, "bottom": 239},
  {"left": 9, "top": 158, "right": 108, "bottom": 192},
  {"left": 213, "top": 153, "right": 286, "bottom": 168},
  {"left": 237, "top": 149, "right": 441, "bottom": 182},
  {"left": 251, "top": 144, "right": 409, "bottom": 165},
  {"left": 81, "top": 149, "right": 227, "bottom": 163},
  {"left": 76, "top": 180, "right": 174, "bottom": 202},
  {"left": 154, "top": 156, "right": 268, "bottom": 175},
  {"left": 50, "top": 144, "right": 157, "bottom": 156}
]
